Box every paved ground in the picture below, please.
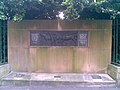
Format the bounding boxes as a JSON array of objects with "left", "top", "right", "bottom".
[{"left": 0, "top": 86, "right": 120, "bottom": 90}]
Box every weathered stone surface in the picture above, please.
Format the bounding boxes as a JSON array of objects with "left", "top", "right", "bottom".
[
  {"left": 0, "top": 64, "right": 11, "bottom": 79},
  {"left": 108, "top": 64, "right": 120, "bottom": 80},
  {"left": 8, "top": 20, "right": 112, "bottom": 73},
  {"left": 1, "top": 72, "right": 116, "bottom": 87}
]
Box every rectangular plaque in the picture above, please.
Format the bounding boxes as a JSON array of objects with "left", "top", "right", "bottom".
[
  {"left": 78, "top": 32, "right": 88, "bottom": 47},
  {"left": 30, "top": 31, "right": 88, "bottom": 46}
]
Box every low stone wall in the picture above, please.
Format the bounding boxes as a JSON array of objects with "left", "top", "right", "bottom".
[
  {"left": 0, "top": 64, "right": 11, "bottom": 79},
  {"left": 108, "top": 64, "right": 120, "bottom": 81}
]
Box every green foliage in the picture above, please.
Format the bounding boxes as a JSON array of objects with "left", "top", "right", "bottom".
[
  {"left": 0, "top": 0, "right": 44, "bottom": 21},
  {"left": 62, "top": 0, "right": 90, "bottom": 20},
  {"left": 0, "top": 0, "right": 120, "bottom": 21},
  {"left": 90, "top": 0, "right": 120, "bottom": 19},
  {"left": 0, "top": 0, "right": 91, "bottom": 21},
  {"left": 0, "top": 1, "right": 7, "bottom": 20}
]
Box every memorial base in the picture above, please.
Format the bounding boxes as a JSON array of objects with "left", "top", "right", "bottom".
[{"left": 108, "top": 64, "right": 120, "bottom": 81}]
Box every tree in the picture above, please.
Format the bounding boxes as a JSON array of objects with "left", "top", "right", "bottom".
[
  {"left": 0, "top": 0, "right": 120, "bottom": 21},
  {"left": 61, "top": 0, "right": 91, "bottom": 20},
  {"left": 62, "top": 0, "right": 120, "bottom": 20},
  {"left": 0, "top": 0, "right": 92, "bottom": 21},
  {"left": 0, "top": 0, "right": 63, "bottom": 21},
  {"left": 90, "top": 0, "right": 120, "bottom": 19},
  {"left": 62, "top": 0, "right": 111, "bottom": 20}
]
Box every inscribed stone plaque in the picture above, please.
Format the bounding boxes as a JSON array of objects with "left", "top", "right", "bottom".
[
  {"left": 78, "top": 32, "right": 88, "bottom": 46},
  {"left": 30, "top": 31, "right": 88, "bottom": 46}
]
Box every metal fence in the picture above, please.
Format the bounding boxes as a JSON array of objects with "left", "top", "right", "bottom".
[
  {"left": 112, "top": 19, "right": 120, "bottom": 66},
  {"left": 0, "top": 20, "right": 8, "bottom": 65}
]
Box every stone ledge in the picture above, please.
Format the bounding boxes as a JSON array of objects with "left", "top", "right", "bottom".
[
  {"left": 107, "top": 64, "right": 120, "bottom": 80},
  {"left": 0, "top": 64, "right": 11, "bottom": 79}
]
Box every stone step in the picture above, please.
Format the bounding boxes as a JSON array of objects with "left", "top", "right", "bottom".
[
  {"left": 1, "top": 80, "right": 117, "bottom": 87},
  {"left": 0, "top": 72, "right": 116, "bottom": 87}
]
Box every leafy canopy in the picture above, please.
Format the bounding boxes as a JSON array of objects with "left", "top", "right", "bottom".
[
  {"left": 0, "top": 0, "right": 120, "bottom": 21},
  {"left": 91, "top": 0, "right": 120, "bottom": 19}
]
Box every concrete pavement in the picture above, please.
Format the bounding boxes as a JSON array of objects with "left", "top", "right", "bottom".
[{"left": 0, "top": 86, "right": 120, "bottom": 90}]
